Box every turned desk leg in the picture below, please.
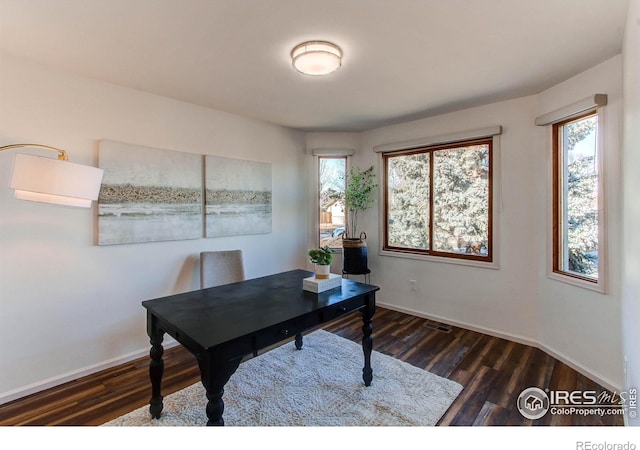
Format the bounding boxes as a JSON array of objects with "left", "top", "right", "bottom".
[
  {"left": 361, "top": 293, "right": 375, "bottom": 387},
  {"left": 198, "top": 355, "right": 242, "bottom": 426},
  {"left": 148, "top": 324, "right": 165, "bottom": 419},
  {"left": 295, "top": 332, "right": 303, "bottom": 350}
]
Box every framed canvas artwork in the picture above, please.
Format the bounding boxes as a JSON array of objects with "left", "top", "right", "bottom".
[
  {"left": 204, "top": 156, "right": 272, "bottom": 237},
  {"left": 97, "top": 140, "right": 202, "bottom": 245}
]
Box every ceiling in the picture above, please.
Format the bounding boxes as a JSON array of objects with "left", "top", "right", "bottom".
[{"left": 0, "top": 0, "right": 630, "bottom": 132}]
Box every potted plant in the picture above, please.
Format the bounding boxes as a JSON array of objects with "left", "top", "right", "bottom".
[
  {"left": 342, "top": 166, "right": 377, "bottom": 275},
  {"left": 308, "top": 246, "right": 333, "bottom": 279}
]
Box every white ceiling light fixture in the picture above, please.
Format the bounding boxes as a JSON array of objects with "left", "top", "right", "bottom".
[{"left": 291, "top": 41, "right": 342, "bottom": 76}]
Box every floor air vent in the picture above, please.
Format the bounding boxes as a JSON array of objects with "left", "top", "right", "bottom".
[{"left": 423, "top": 320, "right": 452, "bottom": 334}]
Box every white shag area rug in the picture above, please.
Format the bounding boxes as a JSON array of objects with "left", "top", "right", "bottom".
[{"left": 104, "top": 330, "right": 463, "bottom": 426}]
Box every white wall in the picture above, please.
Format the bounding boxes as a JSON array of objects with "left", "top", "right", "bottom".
[
  {"left": 356, "top": 96, "right": 541, "bottom": 345},
  {"left": 621, "top": 0, "right": 640, "bottom": 426},
  {"left": 0, "top": 55, "right": 307, "bottom": 402},
  {"left": 347, "top": 56, "right": 624, "bottom": 390},
  {"left": 536, "top": 57, "right": 623, "bottom": 391}
]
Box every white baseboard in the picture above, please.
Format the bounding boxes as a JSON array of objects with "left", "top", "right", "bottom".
[
  {"left": 537, "top": 342, "right": 620, "bottom": 393},
  {"left": 377, "top": 302, "right": 621, "bottom": 393},
  {"left": 377, "top": 302, "right": 538, "bottom": 347},
  {"left": 0, "top": 340, "right": 179, "bottom": 406}
]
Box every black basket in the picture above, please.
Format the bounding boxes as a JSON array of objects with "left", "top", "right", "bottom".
[{"left": 342, "top": 232, "right": 369, "bottom": 275}]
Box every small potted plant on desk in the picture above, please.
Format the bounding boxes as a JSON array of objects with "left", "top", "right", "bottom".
[{"left": 308, "top": 246, "right": 333, "bottom": 279}]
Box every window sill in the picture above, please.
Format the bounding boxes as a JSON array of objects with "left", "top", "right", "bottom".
[
  {"left": 547, "top": 271, "right": 606, "bottom": 294},
  {"left": 379, "top": 249, "right": 499, "bottom": 270}
]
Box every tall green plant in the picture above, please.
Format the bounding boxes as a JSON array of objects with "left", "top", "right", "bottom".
[{"left": 344, "top": 166, "right": 377, "bottom": 238}]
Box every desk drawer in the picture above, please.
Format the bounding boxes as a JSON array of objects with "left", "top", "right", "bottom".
[
  {"left": 254, "top": 315, "right": 315, "bottom": 349},
  {"left": 253, "top": 298, "right": 365, "bottom": 350},
  {"left": 321, "top": 298, "right": 363, "bottom": 322}
]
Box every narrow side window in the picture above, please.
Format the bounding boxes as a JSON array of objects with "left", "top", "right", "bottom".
[
  {"left": 552, "top": 112, "right": 600, "bottom": 282},
  {"left": 318, "top": 156, "right": 347, "bottom": 249}
]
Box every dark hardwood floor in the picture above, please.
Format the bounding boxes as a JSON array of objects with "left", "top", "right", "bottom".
[{"left": 0, "top": 307, "right": 623, "bottom": 426}]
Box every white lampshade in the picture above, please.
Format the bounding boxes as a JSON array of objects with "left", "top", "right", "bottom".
[
  {"left": 291, "top": 41, "right": 342, "bottom": 76},
  {"left": 10, "top": 154, "right": 104, "bottom": 208}
]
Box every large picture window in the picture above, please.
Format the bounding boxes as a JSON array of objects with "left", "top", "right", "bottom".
[
  {"left": 383, "top": 138, "right": 493, "bottom": 261},
  {"left": 552, "top": 112, "right": 600, "bottom": 282}
]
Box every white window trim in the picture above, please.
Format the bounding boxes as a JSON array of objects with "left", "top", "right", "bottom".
[
  {"left": 374, "top": 126, "right": 501, "bottom": 153},
  {"left": 535, "top": 94, "right": 607, "bottom": 126},
  {"left": 376, "top": 128, "right": 502, "bottom": 270},
  {"left": 312, "top": 148, "right": 354, "bottom": 157},
  {"left": 541, "top": 103, "right": 608, "bottom": 294}
]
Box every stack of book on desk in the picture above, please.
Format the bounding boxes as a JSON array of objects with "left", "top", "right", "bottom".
[{"left": 303, "top": 273, "right": 342, "bottom": 293}]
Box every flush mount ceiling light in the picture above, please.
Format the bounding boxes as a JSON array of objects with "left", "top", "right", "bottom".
[{"left": 291, "top": 41, "right": 342, "bottom": 76}]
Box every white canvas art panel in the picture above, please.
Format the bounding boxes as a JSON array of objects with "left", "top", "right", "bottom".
[
  {"left": 98, "top": 140, "right": 203, "bottom": 245},
  {"left": 205, "top": 156, "right": 272, "bottom": 237}
]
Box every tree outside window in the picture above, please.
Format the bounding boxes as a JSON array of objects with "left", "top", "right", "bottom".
[
  {"left": 383, "top": 138, "right": 492, "bottom": 261},
  {"left": 553, "top": 113, "right": 599, "bottom": 281},
  {"left": 319, "top": 157, "right": 346, "bottom": 249}
]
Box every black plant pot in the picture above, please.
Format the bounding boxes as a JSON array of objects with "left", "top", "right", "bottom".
[{"left": 342, "top": 232, "right": 369, "bottom": 275}]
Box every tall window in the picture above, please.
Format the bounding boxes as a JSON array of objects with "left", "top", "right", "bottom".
[
  {"left": 318, "top": 157, "right": 347, "bottom": 249},
  {"left": 553, "top": 112, "right": 599, "bottom": 281},
  {"left": 383, "top": 138, "right": 492, "bottom": 261}
]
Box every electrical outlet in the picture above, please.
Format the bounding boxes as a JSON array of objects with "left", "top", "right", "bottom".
[{"left": 409, "top": 280, "right": 418, "bottom": 291}]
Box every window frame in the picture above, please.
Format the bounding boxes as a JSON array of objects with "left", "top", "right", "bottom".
[
  {"left": 381, "top": 137, "right": 494, "bottom": 264},
  {"left": 316, "top": 155, "right": 349, "bottom": 250},
  {"left": 550, "top": 109, "right": 606, "bottom": 292}
]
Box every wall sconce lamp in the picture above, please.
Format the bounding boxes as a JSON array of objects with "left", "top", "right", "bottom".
[{"left": 0, "top": 143, "right": 104, "bottom": 208}]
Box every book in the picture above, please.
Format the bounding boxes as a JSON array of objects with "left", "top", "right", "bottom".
[{"left": 303, "top": 273, "right": 343, "bottom": 293}]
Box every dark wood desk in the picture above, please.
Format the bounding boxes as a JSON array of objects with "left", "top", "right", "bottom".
[{"left": 142, "top": 269, "right": 379, "bottom": 426}]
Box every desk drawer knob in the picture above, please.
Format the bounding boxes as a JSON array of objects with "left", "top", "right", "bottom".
[{"left": 279, "top": 329, "right": 290, "bottom": 336}]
